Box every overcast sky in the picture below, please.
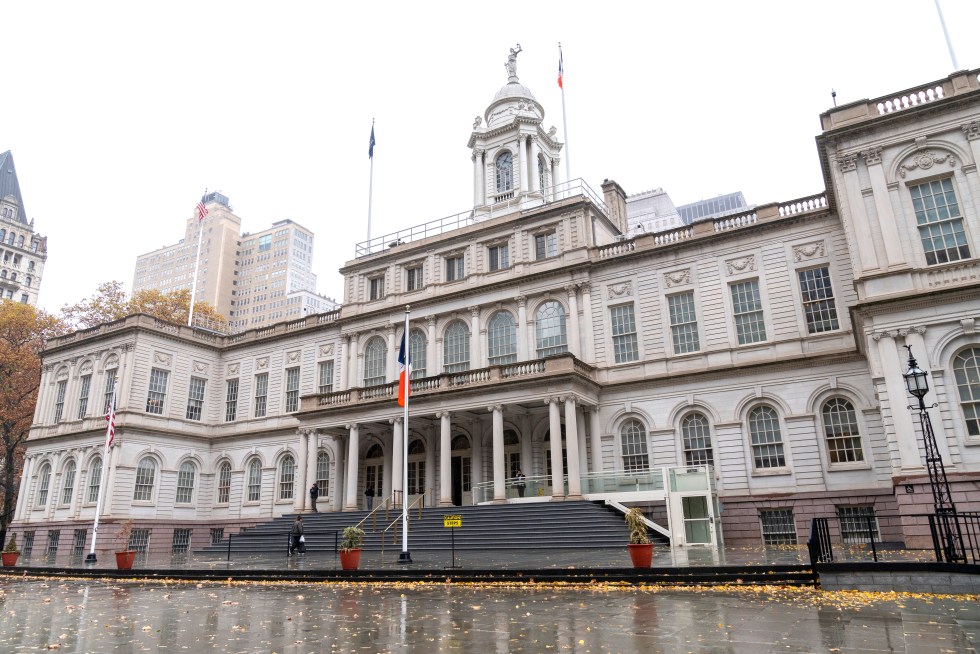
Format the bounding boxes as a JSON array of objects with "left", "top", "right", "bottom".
[{"left": 6, "top": 0, "right": 980, "bottom": 315}]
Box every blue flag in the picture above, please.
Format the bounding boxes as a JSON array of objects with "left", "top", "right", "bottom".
[{"left": 369, "top": 125, "right": 376, "bottom": 159}]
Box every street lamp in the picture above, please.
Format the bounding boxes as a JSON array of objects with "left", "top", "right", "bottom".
[{"left": 902, "top": 346, "right": 963, "bottom": 562}]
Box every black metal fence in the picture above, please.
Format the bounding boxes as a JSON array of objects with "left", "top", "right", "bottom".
[{"left": 929, "top": 511, "right": 980, "bottom": 565}]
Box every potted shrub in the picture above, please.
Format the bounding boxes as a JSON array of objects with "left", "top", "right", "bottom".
[
  {"left": 114, "top": 519, "right": 136, "bottom": 570},
  {"left": 339, "top": 526, "right": 364, "bottom": 571},
  {"left": 625, "top": 507, "right": 653, "bottom": 568},
  {"left": 2, "top": 533, "right": 20, "bottom": 567}
]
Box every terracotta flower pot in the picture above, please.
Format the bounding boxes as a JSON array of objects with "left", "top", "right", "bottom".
[
  {"left": 628, "top": 543, "right": 653, "bottom": 569},
  {"left": 115, "top": 550, "right": 137, "bottom": 570},
  {"left": 2, "top": 551, "right": 19, "bottom": 567},
  {"left": 339, "top": 549, "right": 361, "bottom": 571}
]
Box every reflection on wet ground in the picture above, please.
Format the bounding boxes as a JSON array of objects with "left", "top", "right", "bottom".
[{"left": 0, "top": 578, "right": 977, "bottom": 653}]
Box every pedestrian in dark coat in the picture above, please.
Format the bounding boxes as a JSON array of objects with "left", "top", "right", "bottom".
[
  {"left": 309, "top": 483, "right": 319, "bottom": 512},
  {"left": 289, "top": 516, "right": 305, "bottom": 556}
]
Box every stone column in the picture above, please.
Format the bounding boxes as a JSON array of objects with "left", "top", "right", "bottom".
[
  {"left": 963, "top": 121, "right": 980, "bottom": 175},
  {"left": 14, "top": 455, "right": 34, "bottom": 519},
  {"left": 874, "top": 332, "right": 921, "bottom": 469},
  {"left": 116, "top": 344, "right": 136, "bottom": 410},
  {"left": 517, "top": 135, "right": 527, "bottom": 194},
  {"left": 903, "top": 327, "right": 954, "bottom": 459},
  {"left": 576, "top": 406, "right": 589, "bottom": 477},
  {"left": 426, "top": 315, "right": 437, "bottom": 376},
  {"left": 589, "top": 408, "right": 602, "bottom": 473},
  {"left": 387, "top": 323, "right": 397, "bottom": 383},
  {"left": 566, "top": 284, "right": 580, "bottom": 358},
  {"left": 490, "top": 404, "right": 505, "bottom": 502},
  {"left": 838, "top": 153, "right": 880, "bottom": 273},
  {"left": 391, "top": 417, "right": 404, "bottom": 505},
  {"left": 344, "top": 424, "right": 360, "bottom": 510},
  {"left": 469, "top": 306, "right": 482, "bottom": 369},
  {"left": 338, "top": 334, "right": 349, "bottom": 390},
  {"left": 547, "top": 398, "right": 565, "bottom": 499},
  {"left": 863, "top": 148, "right": 906, "bottom": 267},
  {"left": 519, "top": 411, "right": 533, "bottom": 475},
  {"left": 581, "top": 282, "right": 595, "bottom": 364},
  {"left": 516, "top": 296, "right": 528, "bottom": 360},
  {"left": 382, "top": 438, "right": 393, "bottom": 501},
  {"left": 306, "top": 431, "right": 318, "bottom": 509},
  {"left": 295, "top": 430, "right": 309, "bottom": 512},
  {"left": 552, "top": 157, "right": 561, "bottom": 191},
  {"left": 563, "top": 397, "right": 582, "bottom": 498},
  {"left": 333, "top": 436, "right": 345, "bottom": 512},
  {"left": 472, "top": 149, "right": 482, "bottom": 206},
  {"left": 529, "top": 137, "right": 540, "bottom": 193},
  {"left": 425, "top": 430, "right": 436, "bottom": 505},
  {"left": 349, "top": 332, "right": 361, "bottom": 389},
  {"left": 471, "top": 421, "right": 483, "bottom": 492},
  {"left": 438, "top": 412, "right": 452, "bottom": 506}
]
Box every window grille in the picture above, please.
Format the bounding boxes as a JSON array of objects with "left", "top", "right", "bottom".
[
  {"left": 369, "top": 276, "right": 385, "bottom": 301},
  {"left": 225, "top": 378, "right": 239, "bottom": 422},
  {"left": 72, "top": 529, "right": 87, "bottom": 559},
  {"left": 445, "top": 255, "right": 465, "bottom": 282},
  {"left": 910, "top": 178, "right": 970, "bottom": 265},
  {"left": 620, "top": 419, "right": 650, "bottom": 472},
  {"left": 487, "top": 312, "right": 518, "bottom": 365},
  {"left": 59, "top": 460, "right": 76, "bottom": 505},
  {"left": 210, "top": 528, "right": 225, "bottom": 545},
  {"left": 610, "top": 305, "right": 639, "bottom": 363},
  {"left": 217, "top": 462, "right": 232, "bottom": 504},
  {"left": 129, "top": 528, "right": 151, "bottom": 554},
  {"left": 186, "top": 377, "right": 206, "bottom": 421},
  {"left": 534, "top": 232, "right": 558, "bottom": 259},
  {"left": 822, "top": 398, "right": 864, "bottom": 463},
  {"left": 535, "top": 301, "right": 568, "bottom": 357},
  {"left": 146, "top": 368, "right": 169, "bottom": 414},
  {"left": 285, "top": 367, "right": 300, "bottom": 412},
  {"left": 171, "top": 528, "right": 191, "bottom": 554},
  {"left": 495, "top": 152, "right": 513, "bottom": 192},
  {"left": 443, "top": 321, "right": 470, "bottom": 373},
  {"left": 760, "top": 509, "right": 797, "bottom": 546},
  {"left": 103, "top": 369, "right": 117, "bottom": 413},
  {"left": 749, "top": 406, "right": 786, "bottom": 469},
  {"left": 36, "top": 464, "right": 51, "bottom": 507},
  {"left": 254, "top": 373, "right": 268, "bottom": 417},
  {"left": 682, "top": 413, "right": 713, "bottom": 466},
  {"left": 798, "top": 267, "right": 839, "bottom": 333},
  {"left": 23, "top": 532, "right": 35, "bottom": 557},
  {"left": 837, "top": 505, "right": 879, "bottom": 544},
  {"left": 731, "top": 280, "right": 767, "bottom": 344},
  {"left": 668, "top": 292, "right": 700, "bottom": 353},
  {"left": 406, "top": 266, "right": 424, "bottom": 291},
  {"left": 46, "top": 530, "right": 60, "bottom": 560}
]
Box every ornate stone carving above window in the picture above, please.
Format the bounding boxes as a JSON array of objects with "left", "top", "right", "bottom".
[
  {"left": 227, "top": 362, "right": 240, "bottom": 375},
  {"left": 153, "top": 352, "right": 172, "bottom": 367},
  {"left": 725, "top": 256, "right": 757, "bottom": 276},
  {"left": 256, "top": 357, "right": 270, "bottom": 370},
  {"left": 899, "top": 150, "right": 956, "bottom": 178},
  {"left": 792, "top": 241, "right": 826, "bottom": 262},
  {"left": 319, "top": 343, "right": 334, "bottom": 357},
  {"left": 192, "top": 361, "right": 209, "bottom": 375},
  {"left": 286, "top": 350, "right": 301, "bottom": 364},
  {"left": 607, "top": 281, "right": 632, "bottom": 298},
  {"left": 663, "top": 269, "right": 691, "bottom": 288}
]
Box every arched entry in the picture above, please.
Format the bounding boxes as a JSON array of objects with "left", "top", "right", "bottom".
[
  {"left": 450, "top": 434, "right": 471, "bottom": 506},
  {"left": 364, "top": 443, "right": 384, "bottom": 508}
]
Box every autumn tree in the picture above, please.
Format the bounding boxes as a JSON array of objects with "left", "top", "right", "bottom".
[
  {"left": 0, "top": 301, "right": 66, "bottom": 543},
  {"left": 61, "top": 281, "right": 226, "bottom": 331}
]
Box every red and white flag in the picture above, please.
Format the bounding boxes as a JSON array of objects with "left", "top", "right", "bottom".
[
  {"left": 397, "top": 331, "right": 411, "bottom": 407},
  {"left": 197, "top": 199, "right": 208, "bottom": 222},
  {"left": 558, "top": 45, "right": 564, "bottom": 89},
  {"left": 105, "top": 393, "right": 116, "bottom": 448}
]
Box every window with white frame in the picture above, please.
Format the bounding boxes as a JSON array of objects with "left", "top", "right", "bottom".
[
  {"left": 487, "top": 311, "right": 517, "bottom": 365},
  {"left": 176, "top": 462, "right": 195, "bottom": 504},
  {"left": 217, "top": 462, "right": 231, "bottom": 504},
  {"left": 407, "top": 439, "right": 426, "bottom": 495},
  {"left": 610, "top": 304, "right": 639, "bottom": 363},
  {"left": 406, "top": 266, "right": 424, "bottom": 291},
  {"left": 682, "top": 413, "right": 713, "bottom": 466},
  {"left": 36, "top": 463, "right": 51, "bottom": 507},
  {"left": 731, "top": 280, "right": 767, "bottom": 344},
  {"left": 620, "top": 419, "right": 650, "bottom": 472},
  {"left": 61, "top": 460, "right": 76, "bottom": 505},
  {"left": 87, "top": 457, "right": 102, "bottom": 503},
  {"left": 225, "top": 379, "right": 239, "bottom": 422},
  {"left": 534, "top": 231, "right": 558, "bottom": 260},
  {"left": 798, "top": 267, "right": 839, "bottom": 333},
  {"left": 317, "top": 361, "right": 334, "bottom": 394},
  {"left": 53, "top": 379, "right": 67, "bottom": 422},
  {"left": 909, "top": 178, "right": 971, "bottom": 265},
  {"left": 284, "top": 367, "right": 300, "bottom": 412},
  {"left": 316, "top": 451, "right": 330, "bottom": 491},
  {"left": 822, "top": 398, "right": 864, "bottom": 463},
  {"left": 102, "top": 368, "right": 117, "bottom": 413},
  {"left": 146, "top": 368, "right": 169, "bottom": 415},
  {"left": 445, "top": 255, "right": 465, "bottom": 282},
  {"left": 443, "top": 320, "right": 470, "bottom": 373},
  {"left": 495, "top": 152, "right": 513, "bottom": 192},
  {"left": 369, "top": 276, "right": 385, "bottom": 301},
  {"left": 77, "top": 374, "right": 91, "bottom": 419},
  {"left": 488, "top": 243, "right": 509, "bottom": 271},
  {"left": 837, "top": 505, "right": 880, "bottom": 544},
  {"left": 254, "top": 373, "right": 268, "bottom": 417},
  {"left": 363, "top": 337, "right": 387, "bottom": 387},
  {"left": 133, "top": 457, "right": 156, "bottom": 501},
  {"left": 953, "top": 348, "right": 980, "bottom": 437},
  {"left": 668, "top": 292, "right": 700, "bottom": 354},
  {"left": 279, "top": 455, "right": 295, "bottom": 500},
  {"left": 749, "top": 405, "right": 786, "bottom": 469},
  {"left": 759, "top": 509, "right": 797, "bottom": 546},
  {"left": 409, "top": 328, "right": 427, "bottom": 379},
  {"left": 186, "top": 377, "right": 206, "bottom": 421},
  {"left": 535, "top": 301, "right": 568, "bottom": 357},
  {"left": 247, "top": 459, "right": 262, "bottom": 502}
]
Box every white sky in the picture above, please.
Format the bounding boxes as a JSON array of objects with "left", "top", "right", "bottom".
[{"left": 5, "top": 0, "right": 980, "bottom": 314}]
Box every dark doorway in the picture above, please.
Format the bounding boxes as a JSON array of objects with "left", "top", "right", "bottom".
[{"left": 450, "top": 456, "right": 463, "bottom": 506}]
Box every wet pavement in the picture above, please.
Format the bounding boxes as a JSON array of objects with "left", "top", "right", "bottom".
[{"left": 0, "top": 577, "right": 977, "bottom": 653}]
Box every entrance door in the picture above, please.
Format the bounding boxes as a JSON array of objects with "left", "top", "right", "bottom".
[
  {"left": 450, "top": 456, "right": 463, "bottom": 506},
  {"left": 681, "top": 496, "right": 714, "bottom": 545},
  {"left": 365, "top": 464, "right": 382, "bottom": 509}
]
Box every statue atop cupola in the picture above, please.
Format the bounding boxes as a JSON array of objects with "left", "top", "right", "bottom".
[{"left": 505, "top": 44, "right": 522, "bottom": 83}]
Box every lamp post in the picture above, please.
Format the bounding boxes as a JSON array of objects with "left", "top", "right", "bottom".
[{"left": 902, "top": 346, "right": 963, "bottom": 562}]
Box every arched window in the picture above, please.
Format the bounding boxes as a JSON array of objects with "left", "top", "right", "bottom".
[
  {"left": 176, "top": 462, "right": 196, "bottom": 503},
  {"left": 953, "top": 348, "right": 980, "bottom": 436},
  {"left": 487, "top": 311, "right": 517, "bottom": 365},
  {"left": 495, "top": 151, "right": 513, "bottom": 192},
  {"left": 36, "top": 463, "right": 51, "bottom": 507},
  {"left": 748, "top": 406, "right": 785, "bottom": 469},
  {"left": 16, "top": 235, "right": 24, "bottom": 247},
  {"left": 407, "top": 438, "right": 426, "bottom": 495},
  {"left": 247, "top": 459, "right": 262, "bottom": 502},
  {"left": 363, "top": 336, "right": 387, "bottom": 387},
  {"left": 279, "top": 455, "right": 295, "bottom": 500},
  {"left": 682, "top": 413, "right": 714, "bottom": 466},
  {"left": 0, "top": 229, "right": 5, "bottom": 242},
  {"left": 6, "top": 232, "right": 13, "bottom": 245},
  {"left": 61, "top": 460, "right": 76, "bottom": 505},
  {"left": 217, "top": 462, "right": 232, "bottom": 504},
  {"left": 133, "top": 457, "right": 156, "bottom": 501},
  {"left": 620, "top": 419, "right": 649, "bottom": 472},
  {"left": 451, "top": 435, "right": 470, "bottom": 450},
  {"left": 25, "top": 276, "right": 31, "bottom": 287},
  {"left": 366, "top": 444, "right": 384, "bottom": 459},
  {"left": 409, "top": 328, "right": 427, "bottom": 379},
  {"left": 87, "top": 457, "right": 102, "bottom": 503},
  {"left": 535, "top": 301, "right": 567, "bottom": 357},
  {"left": 316, "top": 451, "right": 331, "bottom": 491},
  {"left": 822, "top": 398, "right": 864, "bottom": 463},
  {"left": 443, "top": 320, "right": 470, "bottom": 373}
]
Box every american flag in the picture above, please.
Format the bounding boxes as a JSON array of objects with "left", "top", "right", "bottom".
[
  {"left": 558, "top": 45, "right": 564, "bottom": 89},
  {"left": 105, "top": 393, "right": 116, "bottom": 448},
  {"left": 197, "top": 199, "right": 208, "bottom": 221},
  {"left": 397, "top": 331, "right": 411, "bottom": 407}
]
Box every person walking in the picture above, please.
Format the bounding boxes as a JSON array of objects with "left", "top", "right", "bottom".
[
  {"left": 289, "top": 516, "right": 304, "bottom": 556},
  {"left": 516, "top": 470, "right": 526, "bottom": 498},
  {"left": 309, "top": 483, "right": 319, "bottom": 512},
  {"left": 364, "top": 485, "right": 375, "bottom": 511}
]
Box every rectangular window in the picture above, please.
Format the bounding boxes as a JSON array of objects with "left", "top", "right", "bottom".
[
  {"left": 285, "top": 367, "right": 300, "bottom": 413},
  {"left": 72, "top": 529, "right": 87, "bottom": 559},
  {"left": 176, "top": 467, "right": 195, "bottom": 504},
  {"left": 225, "top": 379, "right": 239, "bottom": 422},
  {"left": 369, "top": 276, "right": 385, "bottom": 301},
  {"left": 87, "top": 459, "right": 102, "bottom": 503},
  {"left": 445, "top": 255, "right": 465, "bottom": 282},
  {"left": 46, "top": 530, "right": 60, "bottom": 561},
  {"left": 837, "top": 505, "right": 880, "bottom": 544},
  {"left": 318, "top": 361, "right": 334, "bottom": 394},
  {"left": 22, "top": 532, "right": 35, "bottom": 558},
  {"left": 668, "top": 292, "right": 700, "bottom": 354},
  {"left": 610, "top": 304, "right": 639, "bottom": 363},
  {"left": 185, "top": 377, "right": 206, "bottom": 421},
  {"left": 798, "top": 267, "right": 839, "bottom": 333},
  {"left": 129, "top": 528, "right": 151, "bottom": 554},
  {"left": 217, "top": 466, "right": 231, "bottom": 504},
  {"left": 53, "top": 380, "right": 67, "bottom": 422},
  {"left": 488, "top": 244, "right": 509, "bottom": 271},
  {"left": 406, "top": 266, "right": 423, "bottom": 291},
  {"left": 534, "top": 232, "right": 558, "bottom": 259},
  {"left": 61, "top": 465, "right": 75, "bottom": 505},
  {"left": 760, "top": 509, "right": 797, "bottom": 546},
  {"left": 171, "top": 528, "right": 191, "bottom": 554},
  {"left": 408, "top": 461, "right": 425, "bottom": 495},
  {"left": 730, "top": 280, "right": 767, "bottom": 344},
  {"left": 210, "top": 528, "right": 225, "bottom": 545},
  {"left": 146, "top": 368, "right": 169, "bottom": 415},
  {"left": 103, "top": 369, "right": 117, "bottom": 414},
  {"left": 77, "top": 374, "right": 91, "bottom": 419},
  {"left": 254, "top": 373, "right": 268, "bottom": 417},
  {"left": 910, "top": 178, "right": 971, "bottom": 265}
]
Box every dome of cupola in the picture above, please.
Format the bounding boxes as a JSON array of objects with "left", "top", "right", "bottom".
[{"left": 477, "top": 44, "right": 545, "bottom": 130}]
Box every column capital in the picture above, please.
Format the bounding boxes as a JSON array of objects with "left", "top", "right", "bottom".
[
  {"left": 562, "top": 396, "right": 577, "bottom": 407},
  {"left": 468, "top": 305, "right": 480, "bottom": 317},
  {"left": 565, "top": 283, "right": 579, "bottom": 295},
  {"left": 871, "top": 330, "right": 899, "bottom": 342},
  {"left": 426, "top": 314, "right": 437, "bottom": 327},
  {"left": 388, "top": 416, "right": 403, "bottom": 426},
  {"left": 516, "top": 295, "right": 527, "bottom": 308},
  {"left": 963, "top": 120, "right": 980, "bottom": 141},
  {"left": 345, "top": 423, "right": 359, "bottom": 431},
  {"left": 862, "top": 147, "right": 882, "bottom": 166},
  {"left": 435, "top": 411, "right": 452, "bottom": 419},
  {"left": 386, "top": 323, "right": 396, "bottom": 334},
  {"left": 837, "top": 151, "right": 858, "bottom": 172},
  {"left": 518, "top": 133, "right": 527, "bottom": 144},
  {"left": 543, "top": 397, "right": 560, "bottom": 406},
  {"left": 487, "top": 404, "right": 503, "bottom": 413}
]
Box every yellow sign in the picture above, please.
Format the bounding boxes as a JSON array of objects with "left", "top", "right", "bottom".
[{"left": 443, "top": 514, "right": 462, "bottom": 528}]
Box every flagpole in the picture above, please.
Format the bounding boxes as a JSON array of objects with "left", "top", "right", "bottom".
[
  {"left": 934, "top": 0, "right": 959, "bottom": 70},
  {"left": 559, "top": 43, "right": 571, "bottom": 182},
  {"left": 85, "top": 384, "right": 116, "bottom": 562},
  {"left": 188, "top": 193, "right": 206, "bottom": 327},
  {"left": 399, "top": 305, "right": 412, "bottom": 564},
  {"left": 367, "top": 119, "right": 375, "bottom": 247}
]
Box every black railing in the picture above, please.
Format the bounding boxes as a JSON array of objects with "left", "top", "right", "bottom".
[
  {"left": 807, "top": 518, "right": 834, "bottom": 564},
  {"left": 929, "top": 511, "right": 979, "bottom": 564}
]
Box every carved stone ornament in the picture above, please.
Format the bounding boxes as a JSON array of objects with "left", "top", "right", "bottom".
[
  {"left": 319, "top": 344, "right": 334, "bottom": 357},
  {"left": 899, "top": 150, "right": 956, "bottom": 178},
  {"left": 663, "top": 269, "right": 691, "bottom": 288},
  {"left": 725, "top": 256, "right": 756, "bottom": 276},
  {"left": 607, "top": 281, "right": 633, "bottom": 298},
  {"left": 153, "top": 352, "right": 172, "bottom": 367},
  {"left": 256, "top": 357, "right": 270, "bottom": 370},
  {"left": 228, "top": 362, "right": 240, "bottom": 375},
  {"left": 192, "top": 361, "right": 209, "bottom": 375},
  {"left": 837, "top": 152, "right": 858, "bottom": 172},
  {"left": 792, "top": 241, "right": 826, "bottom": 262},
  {"left": 473, "top": 115, "right": 482, "bottom": 129},
  {"left": 962, "top": 120, "right": 980, "bottom": 141},
  {"left": 79, "top": 360, "right": 94, "bottom": 375},
  {"left": 287, "top": 350, "right": 301, "bottom": 364},
  {"left": 862, "top": 147, "right": 882, "bottom": 166},
  {"left": 548, "top": 126, "right": 557, "bottom": 138}
]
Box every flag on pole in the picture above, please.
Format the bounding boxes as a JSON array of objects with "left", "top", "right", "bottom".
[
  {"left": 397, "top": 330, "right": 411, "bottom": 407},
  {"left": 197, "top": 198, "right": 208, "bottom": 221},
  {"left": 558, "top": 45, "right": 564, "bottom": 89},
  {"left": 369, "top": 124, "right": 376, "bottom": 159},
  {"left": 105, "top": 393, "right": 116, "bottom": 448}
]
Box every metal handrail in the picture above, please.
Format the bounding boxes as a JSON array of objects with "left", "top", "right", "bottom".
[
  {"left": 354, "top": 492, "right": 400, "bottom": 533},
  {"left": 379, "top": 495, "right": 426, "bottom": 556}
]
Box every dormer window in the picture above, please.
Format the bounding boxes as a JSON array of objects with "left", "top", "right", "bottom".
[{"left": 495, "top": 152, "right": 513, "bottom": 192}]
